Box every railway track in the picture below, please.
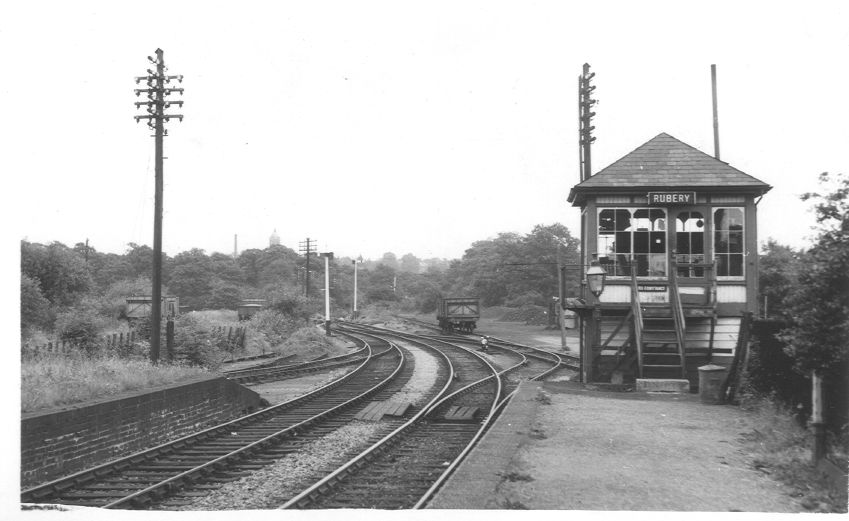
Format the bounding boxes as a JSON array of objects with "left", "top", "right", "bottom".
[
  {"left": 21, "top": 333, "right": 408, "bottom": 509},
  {"left": 282, "top": 324, "right": 510, "bottom": 509},
  {"left": 222, "top": 331, "right": 370, "bottom": 384},
  {"left": 23, "top": 319, "right": 573, "bottom": 510},
  {"left": 396, "top": 314, "right": 579, "bottom": 376}
]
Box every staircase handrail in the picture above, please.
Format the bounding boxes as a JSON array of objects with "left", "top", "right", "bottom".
[
  {"left": 629, "top": 267, "right": 644, "bottom": 378},
  {"left": 668, "top": 257, "right": 688, "bottom": 379}
]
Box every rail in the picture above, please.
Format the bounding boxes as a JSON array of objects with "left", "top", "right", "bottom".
[
  {"left": 667, "top": 262, "right": 688, "bottom": 379},
  {"left": 280, "top": 326, "right": 501, "bottom": 509},
  {"left": 629, "top": 268, "right": 644, "bottom": 378}
]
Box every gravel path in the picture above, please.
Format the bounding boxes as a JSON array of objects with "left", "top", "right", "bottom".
[
  {"left": 178, "top": 340, "right": 442, "bottom": 510},
  {"left": 495, "top": 385, "right": 804, "bottom": 511}
]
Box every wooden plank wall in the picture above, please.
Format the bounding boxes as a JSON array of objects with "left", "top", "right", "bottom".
[
  {"left": 684, "top": 317, "right": 741, "bottom": 357},
  {"left": 596, "top": 315, "right": 741, "bottom": 359}
]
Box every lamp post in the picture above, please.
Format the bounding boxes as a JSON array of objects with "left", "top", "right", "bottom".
[
  {"left": 321, "top": 252, "right": 334, "bottom": 335},
  {"left": 353, "top": 255, "right": 362, "bottom": 319}
]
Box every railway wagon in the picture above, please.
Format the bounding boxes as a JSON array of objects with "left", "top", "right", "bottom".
[{"left": 437, "top": 297, "right": 480, "bottom": 333}]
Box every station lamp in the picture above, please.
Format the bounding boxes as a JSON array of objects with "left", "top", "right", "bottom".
[{"left": 586, "top": 258, "right": 607, "bottom": 298}]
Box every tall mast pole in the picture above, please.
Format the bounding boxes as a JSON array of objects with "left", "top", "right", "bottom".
[
  {"left": 711, "top": 64, "right": 721, "bottom": 160},
  {"left": 151, "top": 49, "right": 165, "bottom": 364},
  {"left": 134, "top": 48, "right": 184, "bottom": 363}
]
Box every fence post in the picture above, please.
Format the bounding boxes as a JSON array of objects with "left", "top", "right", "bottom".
[
  {"left": 166, "top": 319, "right": 175, "bottom": 362},
  {"left": 812, "top": 372, "right": 826, "bottom": 463}
]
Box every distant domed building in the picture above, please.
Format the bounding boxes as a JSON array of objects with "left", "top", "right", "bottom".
[{"left": 269, "top": 229, "right": 281, "bottom": 247}]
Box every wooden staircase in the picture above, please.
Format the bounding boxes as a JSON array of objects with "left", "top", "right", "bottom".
[
  {"left": 630, "top": 270, "right": 688, "bottom": 380},
  {"left": 595, "top": 260, "right": 719, "bottom": 385},
  {"left": 640, "top": 308, "right": 686, "bottom": 379}
]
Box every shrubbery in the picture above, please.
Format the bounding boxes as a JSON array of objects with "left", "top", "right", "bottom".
[{"left": 54, "top": 302, "right": 109, "bottom": 349}]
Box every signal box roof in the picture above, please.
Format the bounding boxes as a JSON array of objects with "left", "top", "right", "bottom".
[{"left": 568, "top": 133, "right": 771, "bottom": 206}]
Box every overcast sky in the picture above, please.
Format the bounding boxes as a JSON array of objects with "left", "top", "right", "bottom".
[{"left": 3, "top": 1, "right": 848, "bottom": 262}]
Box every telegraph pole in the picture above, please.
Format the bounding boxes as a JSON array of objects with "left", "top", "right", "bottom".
[
  {"left": 578, "top": 63, "right": 597, "bottom": 181},
  {"left": 134, "top": 49, "right": 184, "bottom": 364},
  {"left": 299, "top": 238, "right": 316, "bottom": 297}
]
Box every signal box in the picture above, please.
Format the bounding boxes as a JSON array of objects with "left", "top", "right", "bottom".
[{"left": 565, "top": 133, "right": 771, "bottom": 388}]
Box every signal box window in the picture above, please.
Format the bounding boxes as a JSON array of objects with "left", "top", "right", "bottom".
[
  {"left": 714, "top": 208, "right": 745, "bottom": 277},
  {"left": 676, "top": 212, "right": 705, "bottom": 277},
  {"left": 598, "top": 208, "right": 667, "bottom": 277}
]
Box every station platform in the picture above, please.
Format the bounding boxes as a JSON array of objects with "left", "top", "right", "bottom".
[{"left": 427, "top": 380, "right": 802, "bottom": 512}]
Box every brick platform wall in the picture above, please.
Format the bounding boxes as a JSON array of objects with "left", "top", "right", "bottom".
[{"left": 21, "top": 376, "right": 262, "bottom": 487}]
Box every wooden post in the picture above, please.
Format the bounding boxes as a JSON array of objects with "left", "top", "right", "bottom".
[
  {"left": 166, "top": 319, "right": 175, "bottom": 361},
  {"left": 583, "top": 304, "right": 600, "bottom": 384},
  {"left": 812, "top": 372, "right": 826, "bottom": 463}
]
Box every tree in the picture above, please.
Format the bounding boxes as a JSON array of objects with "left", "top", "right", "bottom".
[
  {"left": 238, "top": 248, "right": 265, "bottom": 287},
  {"left": 21, "top": 241, "right": 92, "bottom": 306},
  {"left": 365, "top": 264, "right": 398, "bottom": 303},
  {"left": 400, "top": 253, "right": 421, "bottom": 273},
  {"left": 125, "top": 243, "right": 160, "bottom": 279},
  {"left": 380, "top": 252, "right": 399, "bottom": 271},
  {"left": 782, "top": 173, "right": 849, "bottom": 429},
  {"left": 209, "top": 252, "right": 245, "bottom": 285},
  {"left": 758, "top": 239, "right": 804, "bottom": 319},
  {"left": 208, "top": 280, "right": 243, "bottom": 310},
  {"left": 21, "top": 274, "right": 52, "bottom": 330},
  {"left": 168, "top": 249, "right": 214, "bottom": 308}
]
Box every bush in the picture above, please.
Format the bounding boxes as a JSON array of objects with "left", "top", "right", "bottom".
[
  {"left": 505, "top": 291, "right": 545, "bottom": 308},
  {"left": 268, "top": 292, "right": 320, "bottom": 322},
  {"left": 247, "top": 309, "right": 298, "bottom": 349},
  {"left": 171, "top": 314, "right": 229, "bottom": 368},
  {"left": 54, "top": 304, "right": 108, "bottom": 349},
  {"left": 276, "top": 326, "right": 347, "bottom": 359},
  {"left": 743, "top": 319, "right": 810, "bottom": 417}
]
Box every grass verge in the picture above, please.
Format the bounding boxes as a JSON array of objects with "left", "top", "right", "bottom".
[
  {"left": 22, "top": 353, "right": 210, "bottom": 413},
  {"left": 739, "top": 398, "right": 848, "bottom": 513}
]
